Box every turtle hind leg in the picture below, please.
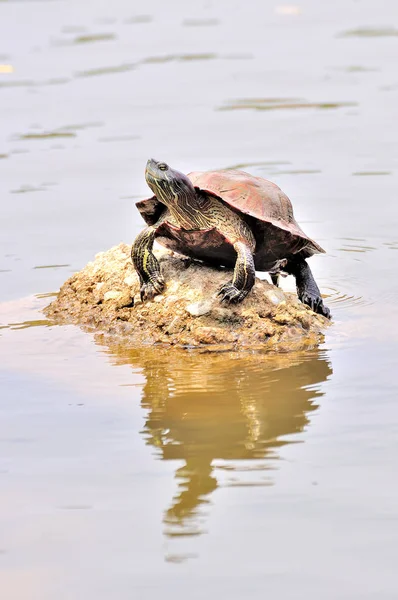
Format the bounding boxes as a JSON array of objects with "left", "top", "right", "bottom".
[
  {"left": 285, "top": 257, "right": 331, "bottom": 319},
  {"left": 131, "top": 225, "right": 165, "bottom": 301},
  {"left": 271, "top": 273, "right": 279, "bottom": 287},
  {"left": 218, "top": 241, "right": 255, "bottom": 304}
]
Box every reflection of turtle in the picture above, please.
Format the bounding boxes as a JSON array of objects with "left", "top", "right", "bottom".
[
  {"left": 132, "top": 159, "right": 330, "bottom": 317},
  {"left": 104, "top": 342, "right": 332, "bottom": 534}
]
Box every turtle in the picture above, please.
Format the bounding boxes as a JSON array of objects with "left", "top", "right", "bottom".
[{"left": 131, "top": 159, "right": 330, "bottom": 318}]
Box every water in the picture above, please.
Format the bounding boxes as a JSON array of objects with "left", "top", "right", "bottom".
[{"left": 1, "top": 1, "right": 398, "bottom": 598}]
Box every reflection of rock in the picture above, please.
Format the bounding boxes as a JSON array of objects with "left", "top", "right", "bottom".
[
  {"left": 45, "top": 243, "right": 328, "bottom": 351},
  {"left": 101, "top": 340, "right": 333, "bottom": 536}
]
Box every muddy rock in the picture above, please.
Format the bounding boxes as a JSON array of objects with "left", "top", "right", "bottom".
[{"left": 44, "top": 243, "right": 329, "bottom": 351}]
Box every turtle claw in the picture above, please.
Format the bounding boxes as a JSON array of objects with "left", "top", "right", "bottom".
[
  {"left": 217, "top": 283, "right": 248, "bottom": 304},
  {"left": 140, "top": 275, "right": 165, "bottom": 302},
  {"left": 300, "top": 292, "right": 331, "bottom": 319}
]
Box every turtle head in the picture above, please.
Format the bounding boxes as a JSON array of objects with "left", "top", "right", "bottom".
[{"left": 145, "top": 158, "right": 196, "bottom": 206}]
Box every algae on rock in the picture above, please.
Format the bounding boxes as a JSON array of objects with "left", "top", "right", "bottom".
[{"left": 44, "top": 243, "right": 328, "bottom": 351}]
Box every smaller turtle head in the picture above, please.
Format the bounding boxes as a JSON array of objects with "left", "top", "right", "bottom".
[{"left": 145, "top": 158, "right": 196, "bottom": 206}]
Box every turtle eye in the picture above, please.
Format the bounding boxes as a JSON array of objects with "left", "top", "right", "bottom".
[{"left": 158, "top": 162, "right": 168, "bottom": 171}]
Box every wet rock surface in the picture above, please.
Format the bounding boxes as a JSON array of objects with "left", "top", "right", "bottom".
[{"left": 44, "top": 243, "right": 329, "bottom": 351}]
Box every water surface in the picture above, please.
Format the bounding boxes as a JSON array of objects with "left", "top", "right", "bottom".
[{"left": 1, "top": 1, "right": 398, "bottom": 598}]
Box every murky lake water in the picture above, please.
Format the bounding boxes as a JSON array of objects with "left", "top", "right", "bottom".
[{"left": 1, "top": 0, "right": 398, "bottom": 598}]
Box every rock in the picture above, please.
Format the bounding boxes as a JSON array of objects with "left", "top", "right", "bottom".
[
  {"left": 43, "top": 243, "right": 329, "bottom": 351},
  {"left": 193, "top": 326, "right": 238, "bottom": 345},
  {"left": 265, "top": 288, "right": 286, "bottom": 306},
  {"left": 123, "top": 275, "right": 136, "bottom": 287},
  {"left": 103, "top": 289, "right": 133, "bottom": 308},
  {"left": 104, "top": 290, "right": 122, "bottom": 301},
  {"left": 185, "top": 300, "right": 213, "bottom": 317},
  {"left": 165, "top": 315, "right": 185, "bottom": 335}
]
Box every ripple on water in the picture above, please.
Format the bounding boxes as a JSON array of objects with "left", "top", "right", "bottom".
[
  {"left": 338, "top": 27, "right": 398, "bottom": 38},
  {"left": 0, "top": 79, "right": 35, "bottom": 89},
  {"left": 75, "top": 52, "right": 248, "bottom": 79},
  {"left": 0, "top": 78, "right": 70, "bottom": 89},
  {"left": 8, "top": 319, "right": 53, "bottom": 331},
  {"left": 70, "top": 33, "right": 117, "bottom": 45},
  {"left": 328, "top": 65, "right": 380, "bottom": 73},
  {"left": 59, "top": 122, "right": 103, "bottom": 132},
  {"left": 11, "top": 149, "right": 29, "bottom": 155},
  {"left": 223, "top": 161, "right": 321, "bottom": 176},
  {"left": 384, "top": 241, "right": 398, "bottom": 250},
  {"left": 45, "top": 77, "right": 71, "bottom": 86},
  {"left": 323, "top": 287, "right": 371, "bottom": 312},
  {"left": 337, "top": 239, "right": 377, "bottom": 253},
  {"left": 352, "top": 171, "right": 391, "bottom": 176},
  {"left": 35, "top": 292, "right": 58, "bottom": 299},
  {"left": 17, "top": 131, "right": 76, "bottom": 140},
  {"left": 218, "top": 98, "right": 357, "bottom": 111},
  {"left": 124, "top": 15, "right": 153, "bottom": 24},
  {"left": 11, "top": 185, "right": 46, "bottom": 194},
  {"left": 271, "top": 169, "right": 321, "bottom": 175},
  {"left": 164, "top": 553, "right": 199, "bottom": 564},
  {"left": 76, "top": 63, "right": 135, "bottom": 78},
  {"left": 182, "top": 18, "right": 220, "bottom": 27},
  {"left": 14, "top": 122, "right": 103, "bottom": 141},
  {"left": 11, "top": 181, "right": 57, "bottom": 194},
  {"left": 223, "top": 480, "right": 273, "bottom": 488},
  {"left": 143, "top": 53, "right": 218, "bottom": 64},
  {"left": 225, "top": 160, "right": 291, "bottom": 170},
  {"left": 33, "top": 264, "right": 70, "bottom": 269}
]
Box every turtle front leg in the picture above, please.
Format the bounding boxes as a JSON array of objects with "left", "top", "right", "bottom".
[
  {"left": 131, "top": 226, "right": 165, "bottom": 301},
  {"left": 285, "top": 257, "right": 331, "bottom": 319},
  {"left": 218, "top": 241, "right": 255, "bottom": 304}
]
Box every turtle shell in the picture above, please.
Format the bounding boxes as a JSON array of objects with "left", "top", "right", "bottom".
[
  {"left": 188, "top": 169, "right": 323, "bottom": 251},
  {"left": 136, "top": 169, "right": 325, "bottom": 271}
]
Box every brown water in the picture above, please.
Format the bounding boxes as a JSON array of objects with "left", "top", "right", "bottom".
[{"left": 1, "top": 1, "right": 398, "bottom": 598}]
